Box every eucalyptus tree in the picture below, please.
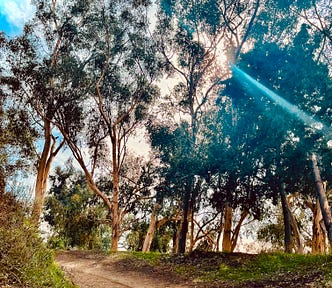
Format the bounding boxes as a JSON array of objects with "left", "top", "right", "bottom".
[
  {"left": 152, "top": 0, "right": 262, "bottom": 254},
  {"left": 43, "top": 0, "right": 161, "bottom": 251},
  {"left": 0, "top": 1, "right": 89, "bottom": 222},
  {"left": 1, "top": 0, "right": 161, "bottom": 251},
  {"left": 224, "top": 18, "right": 332, "bottom": 252}
]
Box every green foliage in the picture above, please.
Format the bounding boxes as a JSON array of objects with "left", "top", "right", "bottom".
[
  {"left": 125, "top": 221, "right": 149, "bottom": 251},
  {"left": 125, "top": 220, "right": 172, "bottom": 252},
  {"left": 44, "top": 164, "right": 109, "bottom": 251},
  {"left": 0, "top": 193, "right": 75, "bottom": 288}
]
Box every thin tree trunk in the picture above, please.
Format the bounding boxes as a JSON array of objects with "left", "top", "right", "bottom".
[
  {"left": 230, "top": 209, "right": 249, "bottom": 252},
  {"left": 311, "top": 153, "right": 332, "bottom": 248},
  {"left": 280, "top": 182, "right": 292, "bottom": 253},
  {"left": 216, "top": 214, "right": 223, "bottom": 252},
  {"left": 142, "top": 204, "right": 160, "bottom": 252},
  {"left": 178, "top": 188, "right": 191, "bottom": 254},
  {"left": 222, "top": 203, "right": 232, "bottom": 252},
  {"left": 0, "top": 167, "right": 5, "bottom": 196},
  {"left": 111, "top": 126, "right": 120, "bottom": 252},
  {"left": 189, "top": 205, "right": 195, "bottom": 252}
]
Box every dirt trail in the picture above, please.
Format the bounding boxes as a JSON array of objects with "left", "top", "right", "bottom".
[{"left": 56, "top": 251, "right": 193, "bottom": 288}]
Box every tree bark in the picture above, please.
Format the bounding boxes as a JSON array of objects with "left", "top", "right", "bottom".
[
  {"left": 312, "top": 201, "right": 326, "bottom": 254},
  {"left": 111, "top": 126, "right": 120, "bottom": 252},
  {"left": 289, "top": 208, "right": 303, "bottom": 254},
  {"left": 311, "top": 153, "right": 332, "bottom": 248},
  {"left": 280, "top": 182, "right": 292, "bottom": 253},
  {"left": 142, "top": 204, "right": 160, "bottom": 252},
  {"left": 0, "top": 168, "right": 5, "bottom": 196},
  {"left": 230, "top": 209, "right": 249, "bottom": 252},
  {"left": 178, "top": 187, "right": 191, "bottom": 254},
  {"left": 189, "top": 204, "right": 195, "bottom": 252},
  {"left": 31, "top": 119, "right": 56, "bottom": 224},
  {"left": 222, "top": 203, "right": 232, "bottom": 252}
]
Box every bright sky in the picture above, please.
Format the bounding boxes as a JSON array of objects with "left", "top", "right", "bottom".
[{"left": 0, "top": 0, "right": 35, "bottom": 36}]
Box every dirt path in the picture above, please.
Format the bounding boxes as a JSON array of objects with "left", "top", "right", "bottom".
[{"left": 56, "top": 251, "right": 193, "bottom": 288}]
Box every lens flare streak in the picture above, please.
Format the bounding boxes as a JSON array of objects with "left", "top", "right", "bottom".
[{"left": 231, "top": 64, "right": 332, "bottom": 139}]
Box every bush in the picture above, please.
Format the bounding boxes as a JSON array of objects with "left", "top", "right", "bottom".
[{"left": 0, "top": 193, "right": 75, "bottom": 287}]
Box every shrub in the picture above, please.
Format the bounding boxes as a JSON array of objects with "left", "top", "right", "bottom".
[{"left": 0, "top": 193, "right": 75, "bottom": 287}]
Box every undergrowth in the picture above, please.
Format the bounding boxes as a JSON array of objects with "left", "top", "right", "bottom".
[
  {"left": 0, "top": 193, "right": 76, "bottom": 288},
  {"left": 126, "top": 250, "right": 332, "bottom": 287}
]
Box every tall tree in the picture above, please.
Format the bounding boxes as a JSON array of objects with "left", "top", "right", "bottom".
[
  {"left": 43, "top": 0, "right": 161, "bottom": 251},
  {"left": 154, "top": 0, "right": 261, "bottom": 254}
]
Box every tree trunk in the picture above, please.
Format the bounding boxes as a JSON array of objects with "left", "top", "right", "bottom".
[
  {"left": 189, "top": 204, "right": 195, "bottom": 252},
  {"left": 289, "top": 209, "right": 303, "bottom": 254},
  {"left": 304, "top": 197, "right": 326, "bottom": 254},
  {"left": 280, "top": 182, "right": 292, "bottom": 253},
  {"left": 216, "top": 215, "right": 223, "bottom": 252},
  {"left": 222, "top": 203, "right": 232, "bottom": 252},
  {"left": 178, "top": 188, "right": 191, "bottom": 254},
  {"left": 31, "top": 119, "right": 53, "bottom": 224},
  {"left": 142, "top": 204, "right": 160, "bottom": 252},
  {"left": 311, "top": 153, "right": 332, "bottom": 248},
  {"left": 230, "top": 209, "right": 249, "bottom": 252},
  {"left": 312, "top": 201, "right": 326, "bottom": 254},
  {"left": 286, "top": 195, "right": 303, "bottom": 254},
  {"left": 111, "top": 126, "right": 120, "bottom": 252},
  {"left": 0, "top": 167, "right": 5, "bottom": 196}
]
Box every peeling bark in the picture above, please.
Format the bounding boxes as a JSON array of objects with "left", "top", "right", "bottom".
[{"left": 311, "top": 153, "right": 332, "bottom": 248}]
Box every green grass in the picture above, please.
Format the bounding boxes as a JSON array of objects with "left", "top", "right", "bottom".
[
  {"left": 127, "top": 250, "right": 332, "bottom": 286},
  {"left": 195, "top": 253, "right": 332, "bottom": 287},
  {"left": 214, "top": 253, "right": 332, "bottom": 281}
]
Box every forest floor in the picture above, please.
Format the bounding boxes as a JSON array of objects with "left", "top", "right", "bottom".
[{"left": 56, "top": 250, "right": 332, "bottom": 288}]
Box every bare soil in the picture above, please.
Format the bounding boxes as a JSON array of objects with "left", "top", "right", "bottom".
[
  {"left": 56, "top": 251, "right": 193, "bottom": 288},
  {"left": 56, "top": 250, "right": 330, "bottom": 288}
]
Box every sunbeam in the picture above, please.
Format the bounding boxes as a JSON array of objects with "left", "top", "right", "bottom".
[{"left": 231, "top": 64, "right": 332, "bottom": 140}]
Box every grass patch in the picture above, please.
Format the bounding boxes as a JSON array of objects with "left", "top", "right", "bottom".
[
  {"left": 150, "top": 250, "right": 332, "bottom": 287},
  {"left": 215, "top": 252, "right": 332, "bottom": 281},
  {"left": 127, "top": 251, "right": 163, "bottom": 265}
]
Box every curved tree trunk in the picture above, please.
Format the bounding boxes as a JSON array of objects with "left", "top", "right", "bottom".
[
  {"left": 31, "top": 119, "right": 63, "bottom": 224},
  {"left": 230, "top": 209, "right": 249, "bottom": 252},
  {"left": 142, "top": 204, "right": 160, "bottom": 252},
  {"left": 311, "top": 153, "right": 332, "bottom": 248}
]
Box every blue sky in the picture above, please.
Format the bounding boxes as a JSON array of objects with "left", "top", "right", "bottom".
[{"left": 0, "top": 0, "right": 35, "bottom": 36}]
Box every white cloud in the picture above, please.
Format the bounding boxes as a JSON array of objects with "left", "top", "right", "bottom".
[{"left": 0, "top": 0, "right": 35, "bottom": 29}]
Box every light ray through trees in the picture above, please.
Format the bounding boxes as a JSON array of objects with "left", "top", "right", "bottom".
[{"left": 231, "top": 64, "right": 332, "bottom": 141}]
